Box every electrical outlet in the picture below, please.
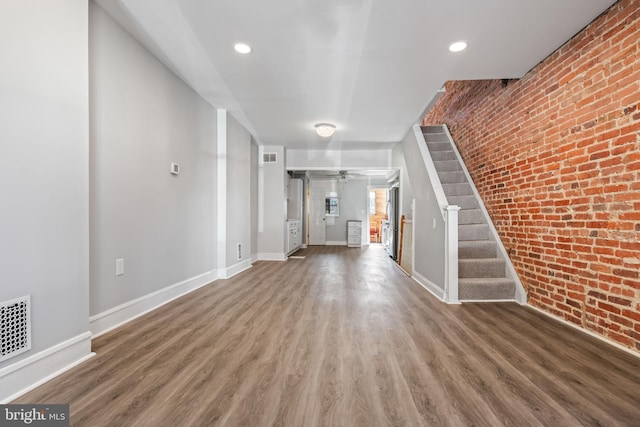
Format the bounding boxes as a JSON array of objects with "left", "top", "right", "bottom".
[
  {"left": 116, "top": 258, "right": 125, "bottom": 276},
  {"left": 433, "top": 218, "right": 437, "bottom": 230},
  {"left": 237, "top": 243, "right": 242, "bottom": 260}
]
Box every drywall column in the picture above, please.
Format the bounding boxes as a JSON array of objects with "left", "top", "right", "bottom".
[
  {"left": 250, "top": 141, "right": 259, "bottom": 261},
  {"left": 216, "top": 109, "right": 253, "bottom": 278},
  {"left": 257, "top": 146, "right": 287, "bottom": 260}
]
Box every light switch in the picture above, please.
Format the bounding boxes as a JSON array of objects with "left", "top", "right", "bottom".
[{"left": 116, "top": 258, "right": 125, "bottom": 276}]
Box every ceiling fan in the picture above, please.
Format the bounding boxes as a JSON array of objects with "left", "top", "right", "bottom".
[{"left": 326, "top": 170, "right": 366, "bottom": 182}]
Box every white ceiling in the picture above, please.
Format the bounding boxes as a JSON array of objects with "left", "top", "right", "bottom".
[{"left": 97, "top": 0, "right": 616, "bottom": 150}]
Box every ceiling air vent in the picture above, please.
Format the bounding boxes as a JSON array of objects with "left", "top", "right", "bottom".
[
  {"left": 1, "top": 296, "right": 31, "bottom": 362},
  {"left": 262, "top": 153, "right": 277, "bottom": 164}
]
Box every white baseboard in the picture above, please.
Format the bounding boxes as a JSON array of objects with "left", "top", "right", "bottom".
[
  {"left": 90, "top": 270, "right": 217, "bottom": 338},
  {"left": 527, "top": 304, "right": 640, "bottom": 360},
  {"left": 412, "top": 271, "right": 446, "bottom": 301},
  {"left": 218, "top": 259, "right": 252, "bottom": 279},
  {"left": 326, "top": 241, "right": 347, "bottom": 246},
  {"left": 515, "top": 286, "right": 528, "bottom": 305},
  {"left": 257, "top": 252, "right": 287, "bottom": 261},
  {"left": 461, "top": 299, "right": 517, "bottom": 303},
  {"left": 0, "top": 332, "right": 93, "bottom": 403}
]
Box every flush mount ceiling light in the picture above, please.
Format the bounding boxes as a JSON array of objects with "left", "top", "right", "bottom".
[
  {"left": 448, "top": 41, "right": 468, "bottom": 52},
  {"left": 234, "top": 43, "right": 252, "bottom": 54},
  {"left": 315, "top": 123, "right": 336, "bottom": 138}
]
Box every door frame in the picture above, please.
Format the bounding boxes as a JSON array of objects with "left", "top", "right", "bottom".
[{"left": 308, "top": 184, "right": 327, "bottom": 245}]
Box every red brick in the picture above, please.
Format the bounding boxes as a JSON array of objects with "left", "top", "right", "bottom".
[
  {"left": 622, "top": 309, "right": 640, "bottom": 322},
  {"left": 619, "top": 212, "right": 640, "bottom": 221},
  {"left": 423, "top": 0, "right": 640, "bottom": 352},
  {"left": 613, "top": 268, "right": 640, "bottom": 279},
  {"left": 608, "top": 296, "right": 633, "bottom": 306}
]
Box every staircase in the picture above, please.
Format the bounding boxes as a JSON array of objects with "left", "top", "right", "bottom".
[{"left": 422, "top": 126, "right": 516, "bottom": 301}]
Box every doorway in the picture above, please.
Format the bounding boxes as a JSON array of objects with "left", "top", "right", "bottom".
[
  {"left": 308, "top": 188, "right": 327, "bottom": 245},
  {"left": 368, "top": 188, "right": 388, "bottom": 245}
]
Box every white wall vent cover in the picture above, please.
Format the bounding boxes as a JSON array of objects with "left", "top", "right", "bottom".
[
  {"left": 0, "top": 295, "right": 31, "bottom": 362},
  {"left": 262, "top": 153, "right": 277, "bottom": 163}
]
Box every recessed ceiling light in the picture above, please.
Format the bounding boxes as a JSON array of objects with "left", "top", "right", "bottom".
[
  {"left": 234, "top": 43, "right": 252, "bottom": 54},
  {"left": 315, "top": 123, "right": 336, "bottom": 138},
  {"left": 449, "top": 41, "right": 468, "bottom": 52}
]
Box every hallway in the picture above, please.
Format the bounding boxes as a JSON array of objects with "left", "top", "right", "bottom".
[{"left": 16, "top": 246, "right": 640, "bottom": 426}]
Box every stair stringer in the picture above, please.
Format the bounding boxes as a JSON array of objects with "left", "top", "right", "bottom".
[{"left": 440, "top": 124, "right": 527, "bottom": 304}]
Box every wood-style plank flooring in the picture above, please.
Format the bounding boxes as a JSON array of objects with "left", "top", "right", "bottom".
[{"left": 15, "top": 245, "right": 640, "bottom": 426}]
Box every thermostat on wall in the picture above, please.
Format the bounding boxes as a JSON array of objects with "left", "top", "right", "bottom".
[{"left": 170, "top": 163, "right": 180, "bottom": 175}]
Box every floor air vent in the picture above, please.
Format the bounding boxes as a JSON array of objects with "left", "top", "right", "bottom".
[{"left": 1, "top": 295, "right": 31, "bottom": 362}]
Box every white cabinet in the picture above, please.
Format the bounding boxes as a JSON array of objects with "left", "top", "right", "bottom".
[
  {"left": 347, "top": 220, "right": 362, "bottom": 248},
  {"left": 287, "top": 220, "right": 302, "bottom": 254}
]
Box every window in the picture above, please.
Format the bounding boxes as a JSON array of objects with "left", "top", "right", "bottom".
[
  {"left": 325, "top": 197, "right": 339, "bottom": 216},
  {"left": 369, "top": 191, "right": 376, "bottom": 215}
]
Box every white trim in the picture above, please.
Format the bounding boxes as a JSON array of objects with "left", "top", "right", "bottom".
[
  {"left": 413, "top": 125, "right": 448, "bottom": 219},
  {"left": 90, "top": 270, "right": 217, "bottom": 338},
  {"left": 218, "top": 259, "right": 252, "bottom": 279},
  {"left": 411, "top": 199, "right": 416, "bottom": 281},
  {"left": 412, "top": 271, "right": 450, "bottom": 302},
  {"left": 326, "top": 241, "right": 347, "bottom": 246},
  {"left": 217, "top": 108, "right": 228, "bottom": 273},
  {"left": 0, "top": 332, "right": 93, "bottom": 403},
  {"left": 257, "top": 252, "right": 287, "bottom": 261},
  {"left": 444, "top": 205, "right": 460, "bottom": 304},
  {"left": 258, "top": 146, "right": 265, "bottom": 233},
  {"left": 527, "top": 304, "right": 640, "bottom": 359},
  {"left": 460, "top": 299, "right": 517, "bottom": 303}
]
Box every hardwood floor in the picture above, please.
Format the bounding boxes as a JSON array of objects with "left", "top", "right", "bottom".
[{"left": 15, "top": 245, "right": 640, "bottom": 426}]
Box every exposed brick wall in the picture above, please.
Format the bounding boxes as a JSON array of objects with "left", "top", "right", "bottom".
[{"left": 424, "top": 0, "right": 640, "bottom": 351}]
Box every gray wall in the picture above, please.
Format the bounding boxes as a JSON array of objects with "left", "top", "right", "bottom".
[
  {"left": 401, "top": 129, "right": 446, "bottom": 289},
  {"left": 310, "top": 179, "right": 369, "bottom": 244},
  {"left": 225, "top": 114, "right": 252, "bottom": 267},
  {"left": 0, "top": 0, "right": 90, "bottom": 368},
  {"left": 392, "top": 144, "right": 415, "bottom": 272},
  {"left": 89, "top": 3, "right": 218, "bottom": 315},
  {"left": 327, "top": 180, "right": 369, "bottom": 244}
]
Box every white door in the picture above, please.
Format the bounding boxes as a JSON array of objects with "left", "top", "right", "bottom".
[{"left": 309, "top": 196, "right": 326, "bottom": 245}]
